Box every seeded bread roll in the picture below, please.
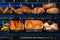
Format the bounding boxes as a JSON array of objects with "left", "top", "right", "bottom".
[
  {"left": 32, "top": 7, "right": 45, "bottom": 14},
  {"left": 46, "top": 8, "right": 59, "bottom": 14},
  {"left": 43, "top": 3, "right": 56, "bottom": 9},
  {"left": 22, "top": 6, "right": 32, "bottom": 14}
]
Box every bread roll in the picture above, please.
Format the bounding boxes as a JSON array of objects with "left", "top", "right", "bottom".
[
  {"left": 10, "top": 20, "right": 16, "bottom": 31},
  {"left": 44, "top": 22, "right": 59, "bottom": 31},
  {"left": 22, "top": 6, "right": 32, "bottom": 14},
  {"left": 46, "top": 8, "right": 59, "bottom": 14},
  {"left": 32, "top": 7, "right": 45, "bottom": 14},
  {"left": 25, "top": 20, "right": 43, "bottom": 29},
  {"left": 49, "top": 23, "right": 58, "bottom": 30},
  {"left": 43, "top": 3, "right": 56, "bottom": 9},
  {"left": 43, "top": 22, "right": 50, "bottom": 28},
  {"left": 15, "top": 21, "right": 24, "bottom": 31},
  {"left": 25, "top": 20, "right": 33, "bottom": 29},
  {"left": 15, "top": 8, "right": 23, "bottom": 14},
  {"left": 1, "top": 27, "right": 9, "bottom": 32},
  {"left": 43, "top": 22, "right": 50, "bottom": 31},
  {"left": 0, "top": 7, "right": 8, "bottom": 14},
  {"left": 1, "top": 23, "right": 9, "bottom": 32},
  {"left": 10, "top": 7, "right": 23, "bottom": 14}
]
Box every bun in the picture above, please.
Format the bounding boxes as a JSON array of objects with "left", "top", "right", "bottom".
[
  {"left": 46, "top": 8, "right": 59, "bottom": 14},
  {"left": 10, "top": 20, "right": 16, "bottom": 31},
  {"left": 43, "top": 3, "right": 56, "bottom": 9},
  {"left": 10, "top": 7, "right": 23, "bottom": 14},
  {"left": 32, "top": 7, "right": 45, "bottom": 14},
  {"left": 22, "top": 6, "right": 32, "bottom": 14},
  {"left": 0, "top": 7, "right": 8, "bottom": 14},
  {"left": 15, "top": 21, "right": 24, "bottom": 31}
]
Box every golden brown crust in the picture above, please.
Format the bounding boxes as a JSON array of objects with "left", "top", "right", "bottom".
[
  {"left": 32, "top": 7, "right": 45, "bottom": 14},
  {"left": 10, "top": 7, "right": 23, "bottom": 14},
  {"left": 15, "top": 8, "right": 23, "bottom": 14},
  {"left": 25, "top": 20, "right": 33, "bottom": 29},
  {"left": 22, "top": 6, "right": 32, "bottom": 14},
  {"left": 15, "top": 21, "right": 24, "bottom": 31},
  {"left": 43, "top": 3, "right": 56, "bottom": 9},
  {"left": 32, "top": 7, "right": 39, "bottom": 14},
  {"left": 10, "top": 20, "right": 16, "bottom": 31},
  {"left": 46, "top": 8, "right": 59, "bottom": 14},
  {"left": 0, "top": 7, "right": 9, "bottom": 14},
  {"left": 25, "top": 20, "right": 43, "bottom": 29},
  {"left": 38, "top": 7, "right": 45, "bottom": 14}
]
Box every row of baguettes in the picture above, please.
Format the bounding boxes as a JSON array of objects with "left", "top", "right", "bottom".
[
  {"left": 1, "top": 20, "right": 59, "bottom": 32},
  {"left": 0, "top": 3, "right": 59, "bottom": 14}
]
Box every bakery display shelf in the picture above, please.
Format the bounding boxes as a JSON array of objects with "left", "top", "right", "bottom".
[
  {"left": 0, "top": 14, "right": 59, "bottom": 19},
  {"left": 17, "top": 14, "right": 60, "bottom": 19},
  {"left": 0, "top": 0, "right": 60, "bottom": 37},
  {"left": 0, "top": 14, "right": 15, "bottom": 19},
  {"left": 0, "top": 32, "right": 60, "bottom": 37}
]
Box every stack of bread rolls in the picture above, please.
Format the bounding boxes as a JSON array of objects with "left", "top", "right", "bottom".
[
  {"left": 25, "top": 20, "right": 59, "bottom": 32},
  {"left": 43, "top": 3, "right": 59, "bottom": 14},
  {"left": 0, "top": 20, "right": 59, "bottom": 32},
  {"left": 0, "top": 3, "right": 59, "bottom": 14},
  {"left": 10, "top": 20, "right": 24, "bottom": 31}
]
